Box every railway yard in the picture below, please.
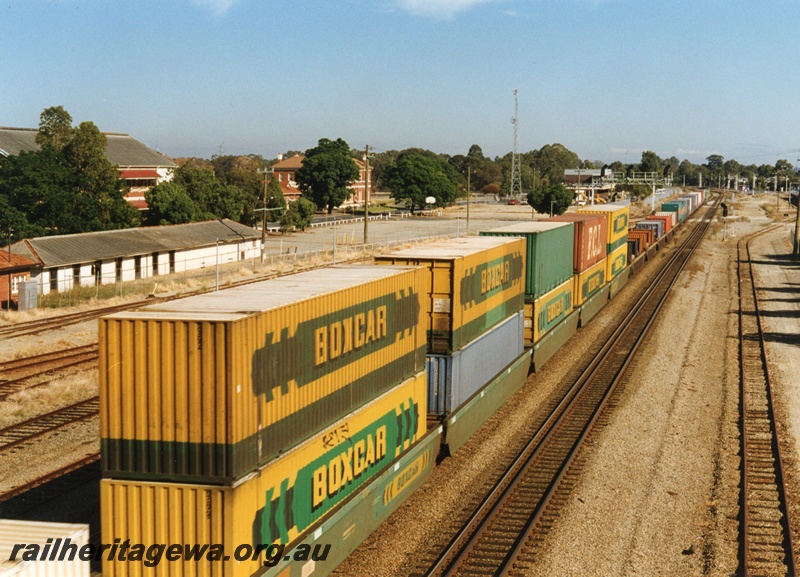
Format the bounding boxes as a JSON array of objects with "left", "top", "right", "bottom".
[{"left": 1, "top": 192, "right": 799, "bottom": 576}]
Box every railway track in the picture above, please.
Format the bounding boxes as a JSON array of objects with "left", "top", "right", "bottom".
[
  {"left": 0, "top": 397, "right": 99, "bottom": 452},
  {"left": 415, "top": 201, "right": 719, "bottom": 576},
  {"left": 738, "top": 229, "right": 796, "bottom": 577},
  {"left": 0, "top": 344, "right": 99, "bottom": 400}
]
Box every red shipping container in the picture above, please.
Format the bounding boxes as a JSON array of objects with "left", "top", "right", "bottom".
[
  {"left": 547, "top": 213, "right": 607, "bottom": 273},
  {"left": 648, "top": 214, "right": 672, "bottom": 234}
]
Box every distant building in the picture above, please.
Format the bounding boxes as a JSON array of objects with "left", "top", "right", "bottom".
[
  {"left": 4, "top": 219, "right": 260, "bottom": 296},
  {"left": 0, "top": 127, "right": 177, "bottom": 210},
  {"left": 0, "top": 251, "right": 38, "bottom": 309},
  {"left": 271, "top": 153, "right": 372, "bottom": 207}
]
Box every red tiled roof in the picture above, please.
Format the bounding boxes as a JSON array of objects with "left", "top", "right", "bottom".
[{"left": 128, "top": 199, "right": 150, "bottom": 210}]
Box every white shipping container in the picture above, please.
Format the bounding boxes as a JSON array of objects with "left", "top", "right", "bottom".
[{"left": 0, "top": 520, "right": 90, "bottom": 577}]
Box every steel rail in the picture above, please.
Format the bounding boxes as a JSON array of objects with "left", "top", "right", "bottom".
[
  {"left": 739, "top": 227, "right": 797, "bottom": 577},
  {"left": 423, "top": 200, "right": 719, "bottom": 577}
]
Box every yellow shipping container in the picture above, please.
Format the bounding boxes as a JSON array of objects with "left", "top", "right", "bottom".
[
  {"left": 100, "top": 265, "right": 428, "bottom": 483},
  {"left": 578, "top": 204, "right": 629, "bottom": 255},
  {"left": 375, "top": 237, "right": 526, "bottom": 354},
  {"left": 606, "top": 244, "right": 628, "bottom": 281},
  {"left": 101, "top": 372, "right": 426, "bottom": 577},
  {"left": 523, "top": 278, "right": 574, "bottom": 347},
  {"left": 573, "top": 257, "right": 607, "bottom": 307}
]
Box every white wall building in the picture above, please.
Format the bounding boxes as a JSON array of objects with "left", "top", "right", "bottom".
[{"left": 7, "top": 219, "right": 261, "bottom": 295}]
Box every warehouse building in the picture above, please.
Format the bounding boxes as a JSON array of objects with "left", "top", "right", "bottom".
[
  {"left": 4, "top": 219, "right": 261, "bottom": 296},
  {"left": 0, "top": 127, "right": 177, "bottom": 210}
]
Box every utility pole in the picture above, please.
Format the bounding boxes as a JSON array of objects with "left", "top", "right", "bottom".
[
  {"left": 795, "top": 160, "right": 800, "bottom": 255},
  {"left": 466, "top": 166, "right": 471, "bottom": 234},
  {"left": 363, "top": 144, "right": 370, "bottom": 245},
  {"left": 257, "top": 168, "right": 273, "bottom": 263}
]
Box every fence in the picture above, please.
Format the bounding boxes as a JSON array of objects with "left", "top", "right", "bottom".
[{"left": 34, "top": 230, "right": 458, "bottom": 309}]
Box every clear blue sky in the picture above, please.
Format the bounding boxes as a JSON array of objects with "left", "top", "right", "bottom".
[{"left": 3, "top": 0, "right": 799, "bottom": 167}]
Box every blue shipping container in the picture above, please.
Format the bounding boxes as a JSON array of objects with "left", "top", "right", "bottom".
[{"left": 426, "top": 310, "right": 525, "bottom": 414}]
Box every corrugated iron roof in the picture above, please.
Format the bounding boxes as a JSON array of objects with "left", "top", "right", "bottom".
[
  {"left": 0, "top": 127, "right": 176, "bottom": 168},
  {"left": 9, "top": 220, "right": 259, "bottom": 267}
]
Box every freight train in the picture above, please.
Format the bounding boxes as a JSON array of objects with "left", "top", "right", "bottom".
[{"left": 97, "top": 190, "right": 706, "bottom": 577}]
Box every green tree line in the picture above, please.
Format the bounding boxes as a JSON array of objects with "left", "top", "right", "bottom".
[{"left": 3, "top": 106, "right": 797, "bottom": 242}]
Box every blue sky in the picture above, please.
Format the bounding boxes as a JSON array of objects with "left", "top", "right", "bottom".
[{"left": 3, "top": 0, "right": 800, "bottom": 166}]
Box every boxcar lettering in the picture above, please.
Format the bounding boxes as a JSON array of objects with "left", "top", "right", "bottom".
[
  {"left": 314, "top": 306, "right": 388, "bottom": 367},
  {"left": 311, "top": 425, "right": 387, "bottom": 509},
  {"left": 546, "top": 298, "right": 565, "bottom": 324},
  {"left": 480, "top": 261, "right": 510, "bottom": 294}
]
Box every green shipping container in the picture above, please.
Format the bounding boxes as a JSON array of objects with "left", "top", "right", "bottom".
[
  {"left": 481, "top": 221, "right": 574, "bottom": 300},
  {"left": 661, "top": 200, "right": 688, "bottom": 223}
]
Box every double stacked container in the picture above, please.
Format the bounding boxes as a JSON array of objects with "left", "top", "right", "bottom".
[
  {"left": 376, "top": 237, "right": 526, "bottom": 416},
  {"left": 480, "top": 222, "right": 574, "bottom": 346},
  {"left": 648, "top": 214, "right": 673, "bottom": 234},
  {"left": 655, "top": 211, "right": 677, "bottom": 228},
  {"left": 546, "top": 213, "right": 608, "bottom": 307},
  {"left": 100, "top": 265, "right": 431, "bottom": 574},
  {"left": 636, "top": 219, "right": 664, "bottom": 239},
  {"left": 661, "top": 199, "right": 688, "bottom": 223},
  {"left": 578, "top": 203, "right": 630, "bottom": 283},
  {"left": 627, "top": 227, "right": 654, "bottom": 251},
  {"left": 679, "top": 194, "right": 696, "bottom": 213}
]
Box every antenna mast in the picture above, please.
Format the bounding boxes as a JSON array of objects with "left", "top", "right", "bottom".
[{"left": 510, "top": 89, "right": 522, "bottom": 199}]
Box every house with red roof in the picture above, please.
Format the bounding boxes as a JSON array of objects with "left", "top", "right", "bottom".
[{"left": 271, "top": 153, "right": 372, "bottom": 206}]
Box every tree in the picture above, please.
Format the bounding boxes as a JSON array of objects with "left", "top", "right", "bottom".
[
  {"left": 383, "top": 149, "right": 459, "bottom": 212},
  {"left": 526, "top": 183, "right": 573, "bottom": 216},
  {"left": 144, "top": 182, "right": 199, "bottom": 225},
  {"left": 35, "top": 105, "right": 73, "bottom": 151},
  {"left": 264, "top": 178, "right": 286, "bottom": 221},
  {"left": 174, "top": 165, "right": 245, "bottom": 221},
  {"left": 295, "top": 138, "right": 360, "bottom": 213},
  {"left": 63, "top": 121, "right": 139, "bottom": 230},
  {"left": 639, "top": 150, "right": 662, "bottom": 173},
  {"left": 705, "top": 154, "right": 725, "bottom": 184},
  {"left": 280, "top": 197, "right": 316, "bottom": 231}
]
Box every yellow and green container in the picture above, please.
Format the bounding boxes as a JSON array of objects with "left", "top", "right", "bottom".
[
  {"left": 579, "top": 204, "right": 629, "bottom": 254},
  {"left": 375, "top": 237, "right": 525, "bottom": 354},
  {"left": 100, "top": 265, "right": 428, "bottom": 483},
  {"left": 100, "top": 372, "right": 427, "bottom": 577},
  {"left": 606, "top": 243, "right": 628, "bottom": 281},
  {"left": 573, "top": 257, "right": 607, "bottom": 307},
  {"left": 523, "top": 278, "right": 574, "bottom": 346}
]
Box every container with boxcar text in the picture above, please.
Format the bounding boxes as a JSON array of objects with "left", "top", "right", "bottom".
[
  {"left": 523, "top": 277, "right": 574, "bottom": 346},
  {"left": 578, "top": 203, "right": 629, "bottom": 255},
  {"left": 100, "top": 264, "right": 428, "bottom": 483},
  {"left": 101, "top": 372, "right": 427, "bottom": 577},
  {"left": 375, "top": 237, "right": 525, "bottom": 354}
]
